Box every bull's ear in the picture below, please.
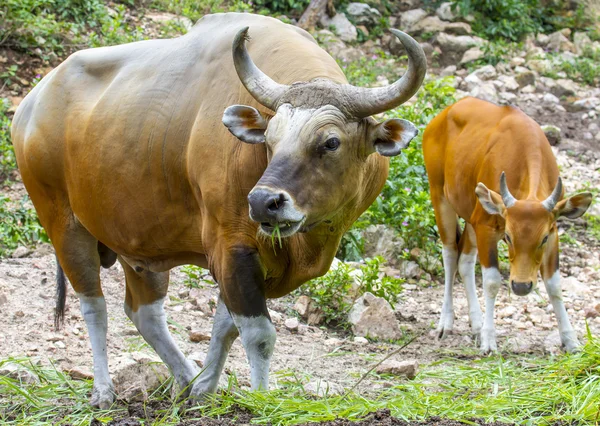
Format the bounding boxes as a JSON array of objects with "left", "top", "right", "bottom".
[
  {"left": 370, "top": 118, "right": 418, "bottom": 157},
  {"left": 222, "top": 105, "right": 267, "bottom": 144},
  {"left": 475, "top": 183, "right": 506, "bottom": 216},
  {"left": 554, "top": 192, "right": 592, "bottom": 219}
]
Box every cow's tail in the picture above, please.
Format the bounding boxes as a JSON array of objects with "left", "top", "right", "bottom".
[{"left": 54, "top": 255, "right": 67, "bottom": 330}]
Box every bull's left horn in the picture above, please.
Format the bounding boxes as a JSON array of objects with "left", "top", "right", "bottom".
[
  {"left": 500, "top": 172, "right": 517, "bottom": 208},
  {"left": 232, "top": 27, "right": 289, "bottom": 111},
  {"left": 344, "top": 29, "right": 427, "bottom": 118},
  {"left": 542, "top": 177, "right": 563, "bottom": 211}
]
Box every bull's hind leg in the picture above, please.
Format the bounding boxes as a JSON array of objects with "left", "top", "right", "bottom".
[
  {"left": 458, "top": 223, "right": 483, "bottom": 336},
  {"left": 432, "top": 191, "right": 460, "bottom": 339},
  {"left": 50, "top": 219, "right": 115, "bottom": 409},
  {"left": 119, "top": 260, "right": 199, "bottom": 394}
]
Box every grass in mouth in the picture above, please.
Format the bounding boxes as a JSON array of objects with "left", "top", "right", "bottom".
[{"left": 271, "top": 223, "right": 283, "bottom": 252}]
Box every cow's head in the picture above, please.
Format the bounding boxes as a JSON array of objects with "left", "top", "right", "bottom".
[
  {"left": 476, "top": 172, "right": 592, "bottom": 296},
  {"left": 222, "top": 27, "right": 426, "bottom": 237}
]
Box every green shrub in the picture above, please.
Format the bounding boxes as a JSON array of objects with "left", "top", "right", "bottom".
[
  {"left": 0, "top": 195, "right": 49, "bottom": 256},
  {"left": 0, "top": 99, "right": 17, "bottom": 183},
  {"left": 544, "top": 48, "right": 600, "bottom": 86},
  {"left": 252, "top": 0, "right": 310, "bottom": 17}
]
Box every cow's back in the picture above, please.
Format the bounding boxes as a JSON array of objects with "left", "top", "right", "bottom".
[{"left": 12, "top": 13, "right": 347, "bottom": 260}]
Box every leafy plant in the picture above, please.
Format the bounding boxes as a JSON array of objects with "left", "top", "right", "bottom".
[
  {"left": 181, "top": 265, "right": 211, "bottom": 288},
  {"left": 543, "top": 48, "right": 600, "bottom": 86},
  {"left": 0, "top": 195, "right": 49, "bottom": 256},
  {"left": 0, "top": 99, "right": 17, "bottom": 182},
  {"left": 251, "top": 0, "right": 310, "bottom": 17}
]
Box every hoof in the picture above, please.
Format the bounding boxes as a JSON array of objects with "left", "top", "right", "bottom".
[
  {"left": 479, "top": 329, "right": 497, "bottom": 355},
  {"left": 90, "top": 384, "right": 115, "bottom": 410},
  {"left": 562, "top": 335, "right": 581, "bottom": 353}
]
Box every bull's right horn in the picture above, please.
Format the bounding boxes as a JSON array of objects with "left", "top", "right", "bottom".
[
  {"left": 343, "top": 29, "right": 427, "bottom": 118},
  {"left": 232, "top": 27, "right": 290, "bottom": 111},
  {"left": 542, "top": 177, "right": 563, "bottom": 211},
  {"left": 500, "top": 172, "right": 517, "bottom": 208}
]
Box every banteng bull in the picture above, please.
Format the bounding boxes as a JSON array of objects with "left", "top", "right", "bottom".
[
  {"left": 423, "top": 97, "right": 592, "bottom": 354},
  {"left": 11, "top": 13, "right": 426, "bottom": 407}
]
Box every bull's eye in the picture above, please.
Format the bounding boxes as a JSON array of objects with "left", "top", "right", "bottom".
[
  {"left": 541, "top": 234, "right": 549, "bottom": 246},
  {"left": 324, "top": 137, "right": 340, "bottom": 151},
  {"left": 505, "top": 233, "right": 512, "bottom": 244}
]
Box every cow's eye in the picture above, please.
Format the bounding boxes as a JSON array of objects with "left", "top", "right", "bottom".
[
  {"left": 324, "top": 137, "right": 340, "bottom": 151},
  {"left": 505, "top": 233, "right": 512, "bottom": 244},
  {"left": 541, "top": 234, "right": 549, "bottom": 246}
]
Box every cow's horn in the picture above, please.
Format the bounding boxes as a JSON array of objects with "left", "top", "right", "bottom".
[
  {"left": 343, "top": 29, "right": 427, "bottom": 118},
  {"left": 500, "top": 172, "right": 517, "bottom": 208},
  {"left": 232, "top": 27, "right": 289, "bottom": 111},
  {"left": 542, "top": 177, "right": 563, "bottom": 211}
]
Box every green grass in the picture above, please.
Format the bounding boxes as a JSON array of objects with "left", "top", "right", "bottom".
[{"left": 2, "top": 334, "right": 600, "bottom": 424}]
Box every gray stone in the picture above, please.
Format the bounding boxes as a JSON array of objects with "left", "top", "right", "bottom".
[
  {"left": 445, "top": 22, "right": 472, "bottom": 35},
  {"left": 293, "top": 294, "right": 324, "bottom": 325},
  {"left": 436, "top": 33, "right": 477, "bottom": 53},
  {"left": 573, "top": 97, "right": 600, "bottom": 110},
  {"left": 541, "top": 125, "right": 561, "bottom": 146},
  {"left": 440, "top": 65, "right": 457, "bottom": 77},
  {"left": 472, "top": 65, "right": 497, "bottom": 81},
  {"left": 376, "top": 359, "right": 418, "bottom": 379},
  {"left": 320, "top": 13, "right": 358, "bottom": 42},
  {"left": 542, "top": 93, "right": 560, "bottom": 104},
  {"left": 410, "top": 16, "right": 448, "bottom": 35},
  {"left": 348, "top": 292, "right": 401, "bottom": 340},
  {"left": 527, "top": 59, "right": 551, "bottom": 74},
  {"left": 460, "top": 47, "right": 484, "bottom": 64},
  {"left": 305, "top": 379, "right": 343, "bottom": 396},
  {"left": 11, "top": 246, "right": 31, "bottom": 258},
  {"left": 398, "top": 260, "right": 422, "bottom": 279},
  {"left": 284, "top": 317, "right": 299, "bottom": 332},
  {"left": 346, "top": 3, "right": 381, "bottom": 27},
  {"left": 497, "top": 75, "right": 519, "bottom": 92},
  {"left": 112, "top": 352, "right": 170, "bottom": 402},
  {"left": 0, "top": 362, "right": 40, "bottom": 384},
  {"left": 546, "top": 31, "right": 576, "bottom": 53},
  {"left": 66, "top": 366, "right": 94, "bottom": 380},
  {"left": 436, "top": 2, "right": 456, "bottom": 21},
  {"left": 573, "top": 31, "right": 592, "bottom": 55},
  {"left": 361, "top": 225, "right": 404, "bottom": 266},
  {"left": 516, "top": 70, "right": 536, "bottom": 88},
  {"left": 470, "top": 82, "right": 498, "bottom": 103},
  {"left": 400, "top": 9, "right": 428, "bottom": 30},
  {"left": 551, "top": 79, "right": 577, "bottom": 98}
]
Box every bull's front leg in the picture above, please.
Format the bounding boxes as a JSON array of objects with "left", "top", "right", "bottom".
[
  {"left": 190, "top": 246, "right": 275, "bottom": 398},
  {"left": 477, "top": 227, "right": 501, "bottom": 354},
  {"left": 541, "top": 233, "right": 580, "bottom": 352}
]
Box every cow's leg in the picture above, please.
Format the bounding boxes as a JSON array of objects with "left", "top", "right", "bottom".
[
  {"left": 541, "top": 234, "right": 580, "bottom": 352},
  {"left": 432, "top": 193, "right": 459, "bottom": 339},
  {"left": 120, "top": 260, "right": 199, "bottom": 395},
  {"left": 189, "top": 296, "right": 239, "bottom": 396},
  {"left": 458, "top": 223, "right": 483, "bottom": 337},
  {"left": 50, "top": 218, "right": 114, "bottom": 409},
  {"left": 476, "top": 227, "right": 501, "bottom": 354}
]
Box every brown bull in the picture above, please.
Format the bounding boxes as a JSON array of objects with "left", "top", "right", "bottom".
[
  {"left": 11, "top": 13, "right": 426, "bottom": 407},
  {"left": 423, "top": 97, "right": 592, "bottom": 354}
]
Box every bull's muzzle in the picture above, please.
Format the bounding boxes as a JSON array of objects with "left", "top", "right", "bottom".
[
  {"left": 511, "top": 280, "right": 534, "bottom": 296},
  {"left": 248, "top": 187, "right": 305, "bottom": 236}
]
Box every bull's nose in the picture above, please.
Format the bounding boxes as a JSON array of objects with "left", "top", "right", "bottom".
[
  {"left": 511, "top": 281, "right": 533, "bottom": 296},
  {"left": 248, "top": 188, "right": 287, "bottom": 221}
]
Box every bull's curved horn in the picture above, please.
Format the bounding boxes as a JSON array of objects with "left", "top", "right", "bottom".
[
  {"left": 500, "top": 172, "right": 517, "bottom": 208},
  {"left": 232, "top": 27, "right": 289, "bottom": 111},
  {"left": 542, "top": 177, "right": 563, "bottom": 211},
  {"left": 344, "top": 29, "right": 427, "bottom": 118}
]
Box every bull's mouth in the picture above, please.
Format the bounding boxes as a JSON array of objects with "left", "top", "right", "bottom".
[{"left": 260, "top": 219, "right": 305, "bottom": 238}]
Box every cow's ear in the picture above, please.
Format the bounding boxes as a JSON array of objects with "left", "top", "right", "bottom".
[
  {"left": 223, "top": 105, "right": 267, "bottom": 144},
  {"left": 370, "top": 118, "right": 418, "bottom": 157},
  {"left": 475, "top": 183, "right": 506, "bottom": 217},
  {"left": 554, "top": 192, "right": 592, "bottom": 219}
]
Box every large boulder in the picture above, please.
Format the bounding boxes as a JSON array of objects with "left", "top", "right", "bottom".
[
  {"left": 573, "top": 31, "right": 593, "bottom": 55},
  {"left": 346, "top": 2, "right": 381, "bottom": 27},
  {"left": 361, "top": 225, "right": 404, "bottom": 267},
  {"left": 546, "top": 31, "right": 576, "bottom": 53},
  {"left": 435, "top": 33, "right": 477, "bottom": 66},
  {"left": 399, "top": 8, "right": 428, "bottom": 30},
  {"left": 410, "top": 16, "right": 448, "bottom": 35},
  {"left": 348, "top": 292, "right": 402, "bottom": 340},
  {"left": 320, "top": 13, "right": 358, "bottom": 42},
  {"left": 551, "top": 79, "right": 578, "bottom": 98},
  {"left": 436, "top": 2, "right": 456, "bottom": 21}
]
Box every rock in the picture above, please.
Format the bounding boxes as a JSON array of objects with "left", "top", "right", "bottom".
[
  {"left": 541, "top": 125, "right": 561, "bottom": 146},
  {"left": 546, "top": 31, "right": 576, "bottom": 53},
  {"left": 544, "top": 330, "right": 563, "bottom": 353},
  {"left": 436, "top": 2, "right": 455, "bottom": 21},
  {"left": 305, "top": 379, "right": 343, "bottom": 396},
  {"left": 499, "top": 92, "right": 517, "bottom": 103},
  {"left": 0, "top": 362, "right": 40, "bottom": 384},
  {"left": 536, "top": 33, "right": 550, "bottom": 46},
  {"left": 320, "top": 13, "right": 357, "bottom": 42},
  {"left": 510, "top": 57, "right": 526, "bottom": 67},
  {"left": 585, "top": 306, "right": 599, "bottom": 319},
  {"left": 551, "top": 79, "right": 577, "bottom": 98},
  {"left": 436, "top": 33, "right": 477, "bottom": 54},
  {"left": 112, "top": 353, "right": 170, "bottom": 402},
  {"left": 470, "top": 82, "right": 498, "bottom": 103},
  {"left": 294, "top": 295, "right": 312, "bottom": 317},
  {"left": 11, "top": 246, "right": 31, "bottom": 258},
  {"left": 346, "top": 3, "right": 381, "bottom": 27},
  {"left": 361, "top": 225, "right": 404, "bottom": 266},
  {"left": 515, "top": 70, "right": 536, "bottom": 88},
  {"left": 353, "top": 336, "right": 369, "bottom": 344},
  {"left": 376, "top": 359, "right": 418, "bottom": 379},
  {"left": 527, "top": 59, "right": 551, "bottom": 74},
  {"left": 293, "top": 295, "right": 324, "bottom": 325},
  {"left": 460, "top": 47, "right": 484, "bottom": 64},
  {"left": 496, "top": 75, "right": 519, "bottom": 92},
  {"left": 400, "top": 9, "right": 428, "bottom": 30},
  {"left": 189, "top": 330, "right": 211, "bottom": 342},
  {"left": 66, "top": 366, "right": 94, "bottom": 380},
  {"left": 542, "top": 93, "right": 560, "bottom": 104},
  {"left": 472, "top": 65, "right": 497, "bottom": 81},
  {"left": 573, "top": 32, "right": 592, "bottom": 55},
  {"left": 284, "top": 317, "right": 299, "bottom": 332},
  {"left": 268, "top": 309, "right": 283, "bottom": 325},
  {"left": 445, "top": 22, "right": 472, "bottom": 35},
  {"left": 411, "top": 16, "right": 448, "bottom": 35},
  {"left": 560, "top": 276, "right": 590, "bottom": 295},
  {"left": 348, "top": 292, "right": 402, "bottom": 340},
  {"left": 398, "top": 260, "right": 421, "bottom": 279},
  {"left": 145, "top": 12, "right": 192, "bottom": 31},
  {"left": 440, "top": 65, "right": 457, "bottom": 77},
  {"left": 336, "top": 47, "right": 363, "bottom": 62},
  {"left": 573, "top": 97, "right": 600, "bottom": 110}
]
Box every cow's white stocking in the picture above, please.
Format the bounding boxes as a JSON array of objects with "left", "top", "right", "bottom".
[
  {"left": 125, "top": 298, "right": 199, "bottom": 394},
  {"left": 190, "top": 297, "right": 239, "bottom": 398},
  {"left": 78, "top": 294, "right": 115, "bottom": 409},
  {"left": 480, "top": 267, "right": 501, "bottom": 354},
  {"left": 458, "top": 250, "right": 483, "bottom": 336},
  {"left": 544, "top": 271, "right": 580, "bottom": 352},
  {"left": 437, "top": 245, "right": 458, "bottom": 338}
]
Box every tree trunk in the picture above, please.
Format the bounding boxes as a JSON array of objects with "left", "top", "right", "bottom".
[{"left": 298, "top": 0, "right": 336, "bottom": 31}]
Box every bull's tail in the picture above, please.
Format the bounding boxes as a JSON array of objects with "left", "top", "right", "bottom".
[{"left": 54, "top": 255, "right": 67, "bottom": 330}]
